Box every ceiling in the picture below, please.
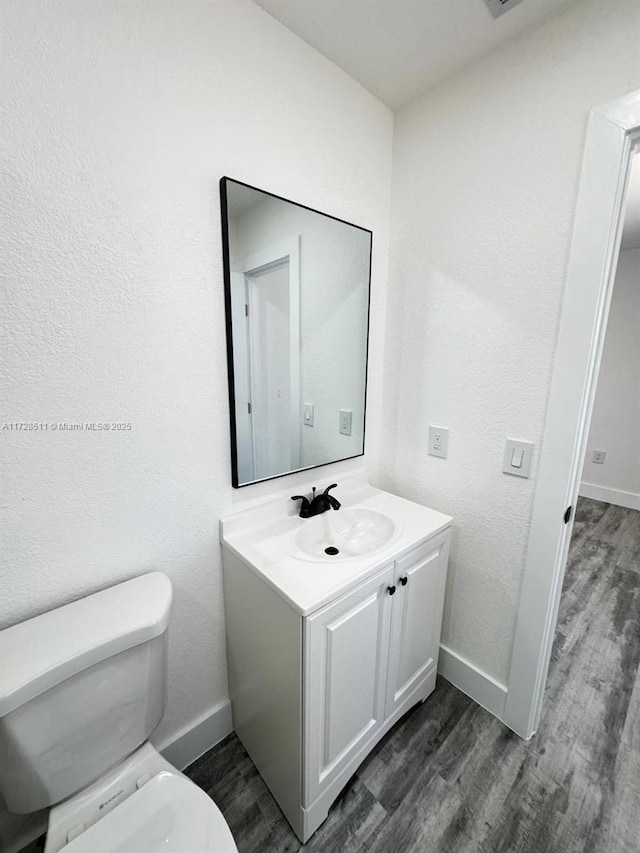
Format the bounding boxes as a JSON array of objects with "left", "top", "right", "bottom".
[
  {"left": 251, "top": 0, "right": 581, "bottom": 109},
  {"left": 621, "top": 153, "right": 640, "bottom": 250},
  {"left": 249, "top": 0, "right": 639, "bottom": 248}
]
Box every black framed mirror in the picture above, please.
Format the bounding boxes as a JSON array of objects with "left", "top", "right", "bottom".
[{"left": 220, "top": 177, "right": 372, "bottom": 488}]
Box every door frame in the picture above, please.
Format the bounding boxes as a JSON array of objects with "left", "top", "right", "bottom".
[
  {"left": 503, "top": 90, "right": 640, "bottom": 739},
  {"left": 241, "top": 236, "right": 301, "bottom": 474},
  {"left": 230, "top": 271, "right": 254, "bottom": 483}
]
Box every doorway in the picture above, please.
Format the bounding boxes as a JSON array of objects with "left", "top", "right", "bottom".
[
  {"left": 538, "top": 169, "right": 640, "bottom": 749},
  {"left": 579, "top": 190, "right": 640, "bottom": 513},
  {"left": 504, "top": 90, "right": 640, "bottom": 739}
]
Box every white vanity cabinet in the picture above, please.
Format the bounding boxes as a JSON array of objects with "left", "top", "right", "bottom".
[
  {"left": 304, "top": 532, "right": 449, "bottom": 816},
  {"left": 385, "top": 533, "right": 449, "bottom": 717},
  {"left": 221, "top": 505, "right": 451, "bottom": 845},
  {"left": 304, "top": 563, "right": 394, "bottom": 808}
]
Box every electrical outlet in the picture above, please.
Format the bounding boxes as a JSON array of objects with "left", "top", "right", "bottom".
[
  {"left": 592, "top": 450, "right": 606, "bottom": 464},
  {"left": 428, "top": 425, "right": 449, "bottom": 459}
]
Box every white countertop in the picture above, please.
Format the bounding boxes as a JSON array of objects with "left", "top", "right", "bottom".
[{"left": 220, "top": 476, "right": 453, "bottom": 616}]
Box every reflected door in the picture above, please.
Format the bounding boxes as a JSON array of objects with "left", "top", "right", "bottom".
[
  {"left": 248, "top": 259, "right": 294, "bottom": 480},
  {"left": 230, "top": 246, "right": 301, "bottom": 482}
]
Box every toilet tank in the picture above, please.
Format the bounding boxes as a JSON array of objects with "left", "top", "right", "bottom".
[{"left": 0, "top": 572, "right": 172, "bottom": 814}]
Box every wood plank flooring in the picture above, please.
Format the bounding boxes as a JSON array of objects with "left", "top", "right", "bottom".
[{"left": 186, "top": 498, "right": 640, "bottom": 852}]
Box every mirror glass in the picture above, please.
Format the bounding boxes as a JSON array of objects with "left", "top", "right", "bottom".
[{"left": 220, "top": 178, "right": 372, "bottom": 487}]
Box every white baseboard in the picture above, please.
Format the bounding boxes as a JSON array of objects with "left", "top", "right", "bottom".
[
  {"left": 579, "top": 482, "right": 640, "bottom": 511},
  {"left": 3, "top": 700, "right": 234, "bottom": 853},
  {"left": 155, "top": 699, "right": 233, "bottom": 771},
  {"left": 438, "top": 644, "right": 508, "bottom": 720}
]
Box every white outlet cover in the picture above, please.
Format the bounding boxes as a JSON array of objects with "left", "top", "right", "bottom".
[
  {"left": 503, "top": 439, "right": 534, "bottom": 478},
  {"left": 428, "top": 425, "right": 449, "bottom": 459}
]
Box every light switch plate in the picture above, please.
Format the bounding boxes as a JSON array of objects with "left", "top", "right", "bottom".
[
  {"left": 339, "top": 409, "right": 352, "bottom": 436},
  {"left": 303, "top": 403, "right": 314, "bottom": 427},
  {"left": 503, "top": 439, "right": 534, "bottom": 478}
]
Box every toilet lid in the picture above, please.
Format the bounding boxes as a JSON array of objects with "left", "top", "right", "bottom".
[{"left": 60, "top": 772, "right": 238, "bottom": 853}]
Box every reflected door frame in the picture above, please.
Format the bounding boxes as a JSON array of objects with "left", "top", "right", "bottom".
[
  {"left": 230, "top": 270, "right": 255, "bottom": 484},
  {"left": 238, "top": 236, "right": 301, "bottom": 480}
]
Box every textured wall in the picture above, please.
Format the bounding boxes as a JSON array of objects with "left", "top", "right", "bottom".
[
  {"left": 582, "top": 248, "right": 640, "bottom": 497},
  {"left": 380, "top": 0, "right": 640, "bottom": 685},
  {"left": 0, "top": 0, "right": 392, "bottom": 846}
]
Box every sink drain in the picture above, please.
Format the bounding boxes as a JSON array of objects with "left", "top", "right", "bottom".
[{"left": 324, "top": 546, "right": 339, "bottom": 556}]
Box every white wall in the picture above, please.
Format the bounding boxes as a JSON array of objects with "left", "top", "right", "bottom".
[
  {"left": 380, "top": 0, "right": 640, "bottom": 688},
  {"left": 581, "top": 248, "right": 640, "bottom": 507},
  {"left": 0, "top": 1, "right": 392, "bottom": 847}
]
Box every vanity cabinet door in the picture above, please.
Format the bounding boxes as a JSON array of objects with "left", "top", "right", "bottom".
[
  {"left": 385, "top": 531, "right": 450, "bottom": 719},
  {"left": 304, "top": 564, "right": 394, "bottom": 806}
]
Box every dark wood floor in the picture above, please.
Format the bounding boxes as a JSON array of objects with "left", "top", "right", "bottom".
[{"left": 186, "top": 498, "right": 640, "bottom": 852}]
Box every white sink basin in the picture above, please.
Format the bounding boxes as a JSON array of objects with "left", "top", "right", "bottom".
[
  {"left": 294, "top": 508, "right": 396, "bottom": 560},
  {"left": 220, "top": 477, "right": 454, "bottom": 615}
]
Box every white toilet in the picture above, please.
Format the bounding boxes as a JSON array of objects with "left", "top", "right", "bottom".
[{"left": 0, "top": 573, "right": 238, "bottom": 853}]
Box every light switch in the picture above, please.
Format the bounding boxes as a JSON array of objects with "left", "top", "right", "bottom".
[
  {"left": 503, "top": 439, "right": 533, "bottom": 478},
  {"left": 339, "top": 409, "right": 352, "bottom": 436},
  {"left": 303, "top": 403, "right": 314, "bottom": 427}
]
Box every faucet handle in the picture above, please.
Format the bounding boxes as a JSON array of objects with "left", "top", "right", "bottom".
[
  {"left": 291, "top": 495, "right": 310, "bottom": 507},
  {"left": 291, "top": 495, "right": 311, "bottom": 518},
  {"left": 322, "top": 484, "right": 341, "bottom": 511}
]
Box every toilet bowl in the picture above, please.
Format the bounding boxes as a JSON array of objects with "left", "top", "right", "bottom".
[
  {"left": 0, "top": 573, "right": 238, "bottom": 853},
  {"left": 44, "top": 743, "right": 237, "bottom": 853}
]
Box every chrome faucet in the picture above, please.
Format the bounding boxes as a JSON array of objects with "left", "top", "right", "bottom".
[{"left": 291, "top": 484, "right": 341, "bottom": 518}]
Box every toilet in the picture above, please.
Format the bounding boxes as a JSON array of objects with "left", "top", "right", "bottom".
[{"left": 0, "top": 573, "right": 238, "bottom": 853}]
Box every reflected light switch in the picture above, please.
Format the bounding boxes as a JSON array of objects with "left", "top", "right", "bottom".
[
  {"left": 339, "top": 409, "right": 352, "bottom": 436},
  {"left": 303, "top": 403, "right": 314, "bottom": 427}
]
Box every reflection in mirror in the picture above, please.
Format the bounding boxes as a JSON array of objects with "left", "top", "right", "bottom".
[{"left": 220, "top": 178, "right": 372, "bottom": 487}]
